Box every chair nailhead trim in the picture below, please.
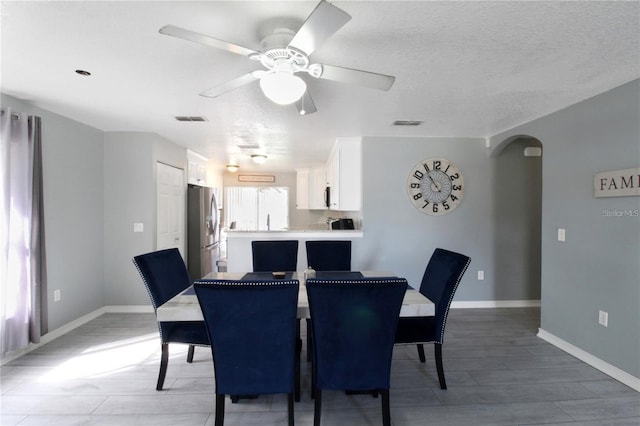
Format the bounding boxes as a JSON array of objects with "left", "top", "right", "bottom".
[
  {"left": 194, "top": 280, "right": 299, "bottom": 287},
  {"left": 438, "top": 257, "right": 471, "bottom": 344},
  {"left": 305, "top": 279, "right": 407, "bottom": 285}
]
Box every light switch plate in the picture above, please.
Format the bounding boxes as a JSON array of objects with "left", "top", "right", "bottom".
[
  {"left": 599, "top": 310, "right": 608, "bottom": 327},
  {"left": 477, "top": 270, "right": 485, "bottom": 280},
  {"left": 133, "top": 223, "right": 144, "bottom": 233},
  {"left": 558, "top": 228, "right": 566, "bottom": 242}
]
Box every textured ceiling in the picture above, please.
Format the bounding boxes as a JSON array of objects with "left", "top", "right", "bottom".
[{"left": 2, "top": 1, "right": 638, "bottom": 172}]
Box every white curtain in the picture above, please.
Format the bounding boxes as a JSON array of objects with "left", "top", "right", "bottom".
[{"left": 0, "top": 108, "right": 46, "bottom": 356}]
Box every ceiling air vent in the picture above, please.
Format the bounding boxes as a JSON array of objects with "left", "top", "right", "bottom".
[
  {"left": 236, "top": 143, "right": 261, "bottom": 150},
  {"left": 174, "top": 116, "right": 208, "bottom": 122},
  {"left": 393, "top": 120, "right": 423, "bottom": 126}
]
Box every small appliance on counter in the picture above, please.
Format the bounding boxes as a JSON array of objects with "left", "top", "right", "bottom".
[{"left": 330, "top": 218, "right": 355, "bottom": 230}]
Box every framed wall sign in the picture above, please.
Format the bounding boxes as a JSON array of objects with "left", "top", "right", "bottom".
[
  {"left": 594, "top": 168, "right": 640, "bottom": 198},
  {"left": 238, "top": 175, "right": 275, "bottom": 183}
]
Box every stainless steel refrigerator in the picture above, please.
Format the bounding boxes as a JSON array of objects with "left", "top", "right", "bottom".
[{"left": 187, "top": 184, "right": 220, "bottom": 279}]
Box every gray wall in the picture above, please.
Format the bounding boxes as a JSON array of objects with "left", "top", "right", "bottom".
[
  {"left": 104, "top": 132, "right": 187, "bottom": 306},
  {"left": 491, "top": 79, "right": 640, "bottom": 378},
  {"left": 1, "top": 94, "right": 105, "bottom": 331},
  {"left": 493, "top": 138, "right": 542, "bottom": 300},
  {"left": 354, "top": 136, "right": 543, "bottom": 303},
  {"left": 357, "top": 137, "right": 487, "bottom": 298}
]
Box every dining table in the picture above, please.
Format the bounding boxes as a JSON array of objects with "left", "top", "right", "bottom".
[
  {"left": 155, "top": 270, "right": 434, "bottom": 402},
  {"left": 155, "top": 271, "right": 434, "bottom": 322}
]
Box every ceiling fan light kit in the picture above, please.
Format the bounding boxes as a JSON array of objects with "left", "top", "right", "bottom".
[
  {"left": 259, "top": 72, "right": 307, "bottom": 105},
  {"left": 159, "top": 0, "right": 395, "bottom": 114}
]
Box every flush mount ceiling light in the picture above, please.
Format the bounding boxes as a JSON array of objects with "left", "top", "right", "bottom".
[
  {"left": 226, "top": 164, "right": 239, "bottom": 172},
  {"left": 258, "top": 71, "right": 307, "bottom": 105},
  {"left": 251, "top": 154, "right": 267, "bottom": 164}
]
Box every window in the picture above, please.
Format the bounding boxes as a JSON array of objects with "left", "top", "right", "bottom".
[{"left": 224, "top": 187, "right": 289, "bottom": 231}]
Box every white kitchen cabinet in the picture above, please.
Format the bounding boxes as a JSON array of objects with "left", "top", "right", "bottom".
[
  {"left": 296, "top": 167, "right": 328, "bottom": 210},
  {"left": 296, "top": 168, "right": 310, "bottom": 209},
  {"left": 187, "top": 150, "right": 208, "bottom": 186},
  {"left": 309, "top": 168, "right": 327, "bottom": 210},
  {"left": 326, "top": 138, "right": 361, "bottom": 211}
]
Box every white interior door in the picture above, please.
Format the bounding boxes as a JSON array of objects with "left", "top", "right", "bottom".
[{"left": 157, "top": 162, "right": 186, "bottom": 256}]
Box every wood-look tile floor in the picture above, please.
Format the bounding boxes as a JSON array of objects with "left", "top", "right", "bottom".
[{"left": 1, "top": 308, "right": 638, "bottom": 425}]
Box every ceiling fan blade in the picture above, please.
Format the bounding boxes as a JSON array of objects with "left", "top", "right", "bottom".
[
  {"left": 199, "top": 73, "right": 259, "bottom": 98},
  {"left": 296, "top": 91, "right": 317, "bottom": 115},
  {"left": 159, "top": 25, "right": 259, "bottom": 57},
  {"left": 319, "top": 64, "right": 396, "bottom": 91},
  {"left": 288, "top": 0, "right": 351, "bottom": 56}
]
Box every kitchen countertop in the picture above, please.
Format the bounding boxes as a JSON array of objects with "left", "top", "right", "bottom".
[{"left": 225, "top": 229, "right": 363, "bottom": 238}]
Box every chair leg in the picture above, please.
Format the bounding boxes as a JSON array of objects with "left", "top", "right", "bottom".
[
  {"left": 381, "top": 389, "right": 391, "bottom": 426},
  {"left": 187, "top": 344, "right": 195, "bottom": 363},
  {"left": 306, "top": 318, "right": 312, "bottom": 362},
  {"left": 417, "top": 343, "right": 426, "bottom": 363},
  {"left": 310, "top": 354, "right": 316, "bottom": 399},
  {"left": 435, "top": 343, "right": 447, "bottom": 389},
  {"left": 288, "top": 393, "right": 295, "bottom": 426},
  {"left": 313, "top": 389, "right": 322, "bottom": 426},
  {"left": 156, "top": 343, "right": 169, "bottom": 391},
  {"left": 215, "top": 394, "right": 225, "bottom": 426},
  {"left": 295, "top": 321, "right": 301, "bottom": 402}
]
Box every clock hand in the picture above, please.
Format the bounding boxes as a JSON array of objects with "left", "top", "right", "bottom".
[{"left": 427, "top": 172, "right": 441, "bottom": 192}]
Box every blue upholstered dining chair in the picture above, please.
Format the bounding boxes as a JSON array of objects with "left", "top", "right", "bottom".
[
  {"left": 304, "top": 240, "right": 352, "bottom": 362},
  {"left": 305, "top": 240, "right": 351, "bottom": 271},
  {"left": 306, "top": 278, "right": 408, "bottom": 426},
  {"left": 395, "top": 248, "right": 471, "bottom": 389},
  {"left": 194, "top": 278, "right": 299, "bottom": 426},
  {"left": 132, "top": 248, "right": 209, "bottom": 391},
  {"left": 251, "top": 240, "right": 299, "bottom": 272}
]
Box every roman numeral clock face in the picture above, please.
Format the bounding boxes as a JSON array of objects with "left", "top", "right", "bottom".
[{"left": 407, "top": 158, "right": 464, "bottom": 215}]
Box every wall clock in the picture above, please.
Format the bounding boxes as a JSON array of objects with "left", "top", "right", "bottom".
[{"left": 407, "top": 158, "right": 464, "bottom": 215}]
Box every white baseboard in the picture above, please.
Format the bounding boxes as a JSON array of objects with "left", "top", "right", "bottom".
[
  {"left": 538, "top": 328, "right": 640, "bottom": 392},
  {"left": 103, "top": 305, "right": 154, "bottom": 313},
  {"left": 0, "top": 305, "right": 152, "bottom": 366},
  {"left": 451, "top": 300, "right": 541, "bottom": 309}
]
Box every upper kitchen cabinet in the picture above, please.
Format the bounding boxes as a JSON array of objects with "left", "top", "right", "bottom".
[
  {"left": 296, "top": 168, "right": 310, "bottom": 209},
  {"left": 296, "top": 167, "right": 328, "bottom": 210},
  {"left": 326, "top": 138, "right": 362, "bottom": 211},
  {"left": 187, "top": 150, "right": 208, "bottom": 186}
]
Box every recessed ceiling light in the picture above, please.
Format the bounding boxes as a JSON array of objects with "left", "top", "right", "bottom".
[{"left": 75, "top": 69, "right": 91, "bottom": 76}]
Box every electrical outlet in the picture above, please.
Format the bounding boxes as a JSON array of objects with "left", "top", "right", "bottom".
[
  {"left": 477, "top": 270, "right": 485, "bottom": 280},
  {"left": 54, "top": 289, "right": 61, "bottom": 302},
  {"left": 598, "top": 310, "right": 608, "bottom": 327}
]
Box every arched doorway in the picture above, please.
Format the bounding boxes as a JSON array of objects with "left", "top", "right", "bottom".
[{"left": 492, "top": 136, "right": 542, "bottom": 302}]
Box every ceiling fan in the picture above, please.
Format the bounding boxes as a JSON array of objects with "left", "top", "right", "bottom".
[{"left": 159, "top": 0, "right": 395, "bottom": 115}]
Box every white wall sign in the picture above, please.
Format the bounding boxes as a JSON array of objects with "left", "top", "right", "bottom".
[
  {"left": 594, "top": 168, "right": 640, "bottom": 197},
  {"left": 238, "top": 174, "right": 275, "bottom": 183}
]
